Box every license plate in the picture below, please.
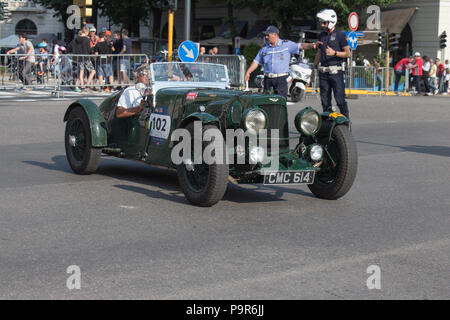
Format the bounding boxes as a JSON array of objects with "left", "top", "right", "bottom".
[{"left": 263, "top": 171, "right": 315, "bottom": 185}]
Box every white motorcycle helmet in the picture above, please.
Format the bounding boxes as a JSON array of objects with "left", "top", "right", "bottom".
[{"left": 316, "top": 9, "right": 338, "bottom": 30}]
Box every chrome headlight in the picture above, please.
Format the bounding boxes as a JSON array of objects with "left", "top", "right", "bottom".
[
  {"left": 249, "top": 146, "right": 266, "bottom": 164},
  {"left": 295, "top": 107, "right": 321, "bottom": 136},
  {"left": 244, "top": 109, "right": 267, "bottom": 135},
  {"left": 309, "top": 144, "right": 324, "bottom": 162}
]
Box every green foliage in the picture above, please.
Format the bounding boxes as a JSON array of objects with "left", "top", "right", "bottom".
[
  {"left": 97, "top": 0, "right": 149, "bottom": 27},
  {"left": 377, "top": 52, "right": 387, "bottom": 67},
  {"left": 242, "top": 0, "right": 399, "bottom": 38},
  {"left": 32, "top": 0, "right": 73, "bottom": 22},
  {"left": 304, "top": 49, "right": 318, "bottom": 63},
  {"left": 242, "top": 43, "right": 261, "bottom": 67}
]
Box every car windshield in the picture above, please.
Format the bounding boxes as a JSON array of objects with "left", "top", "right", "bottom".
[{"left": 151, "top": 62, "right": 229, "bottom": 84}]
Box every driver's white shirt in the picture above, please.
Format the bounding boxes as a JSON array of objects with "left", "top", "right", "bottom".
[{"left": 117, "top": 86, "right": 143, "bottom": 109}]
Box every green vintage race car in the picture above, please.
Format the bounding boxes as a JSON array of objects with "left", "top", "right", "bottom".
[{"left": 64, "top": 62, "right": 357, "bottom": 207}]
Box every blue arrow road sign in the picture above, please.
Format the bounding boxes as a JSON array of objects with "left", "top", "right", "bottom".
[
  {"left": 347, "top": 31, "right": 358, "bottom": 50},
  {"left": 178, "top": 40, "right": 199, "bottom": 62},
  {"left": 344, "top": 31, "right": 364, "bottom": 37}
]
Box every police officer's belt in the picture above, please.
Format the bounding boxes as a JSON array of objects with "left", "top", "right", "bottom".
[
  {"left": 318, "top": 65, "right": 344, "bottom": 74},
  {"left": 264, "top": 73, "right": 289, "bottom": 78}
]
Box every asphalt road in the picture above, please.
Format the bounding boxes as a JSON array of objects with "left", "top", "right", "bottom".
[{"left": 0, "top": 93, "right": 449, "bottom": 300}]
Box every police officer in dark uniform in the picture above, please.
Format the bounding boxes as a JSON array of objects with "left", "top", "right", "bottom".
[
  {"left": 312, "top": 9, "right": 351, "bottom": 118},
  {"left": 245, "top": 25, "right": 318, "bottom": 99}
]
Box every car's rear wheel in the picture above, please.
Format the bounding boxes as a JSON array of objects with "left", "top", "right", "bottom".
[
  {"left": 65, "top": 106, "right": 101, "bottom": 175},
  {"left": 308, "top": 125, "right": 358, "bottom": 199},
  {"left": 177, "top": 122, "right": 229, "bottom": 207}
]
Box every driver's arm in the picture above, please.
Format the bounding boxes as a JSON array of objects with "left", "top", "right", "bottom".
[{"left": 116, "top": 100, "right": 145, "bottom": 119}]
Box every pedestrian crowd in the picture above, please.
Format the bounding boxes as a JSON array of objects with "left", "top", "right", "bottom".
[
  {"left": 4, "top": 26, "right": 142, "bottom": 92},
  {"left": 393, "top": 52, "right": 449, "bottom": 95}
]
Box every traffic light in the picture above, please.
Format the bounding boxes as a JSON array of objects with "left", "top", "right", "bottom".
[
  {"left": 389, "top": 33, "right": 401, "bottom": 51},
  {"left": 156, "top": 0, "right": 178, "bottom": 10},
  {"left": 440, "top": 31, "right": 447, "bottom": 49},
  {"left": 74, "top": 0, "right": 92, "bottom": 18},
  {"left": 378, "top": 32, "right": 386, "bottom": 50}
]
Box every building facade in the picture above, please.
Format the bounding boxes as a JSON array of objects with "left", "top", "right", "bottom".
[
  {"left": 0, "top": 0, "right": 65, "bottom": 44},
  {"left": 387, "top": 0, "right": 449, "bottom": 62}
]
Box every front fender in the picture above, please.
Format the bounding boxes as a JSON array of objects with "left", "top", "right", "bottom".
[
  {"left": 321, "top": 111, "right": 350, "bottom": 125},
  {"left": 64, "top": 99, "right": 107, "bottom": 147},
  {"left": 178, "top": 112, "right": 220, "bottom": 129},
  {"left": 294, "top": 81, "right": 306, "bottom": 91},
  {"left": 319, "top": 112, "right": 350, "bottom": 143}
]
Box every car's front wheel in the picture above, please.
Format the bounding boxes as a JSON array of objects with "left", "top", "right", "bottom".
[
  {"left": 65, "top": 106, "right": 102, "bottom": 175},
  {"left": 308, "top": 125, "right": 358, "bottom": 199},
  {"left": 177, "top": 122, "right": 229, "bottom": 207},
  {"left": 290, "top": 84, "right": 305, "bottom": 103}
]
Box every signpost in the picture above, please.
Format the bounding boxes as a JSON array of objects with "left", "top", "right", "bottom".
[
  {"left": 347, "top": 12, "right": 359, "bottom": 97},
  {"left": 178, "top": 40, "right": 200, "bottom": 62},
  {"left": 348, "top": 12, "right": 359, "bottom": 31}
]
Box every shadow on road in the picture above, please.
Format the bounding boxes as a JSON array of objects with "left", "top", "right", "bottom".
[
  {"left": 357, "top": 141, "right": 450, "bottom": 158},
  {"left": 23, "top": 155, "right": 314, "bottom": 205}
]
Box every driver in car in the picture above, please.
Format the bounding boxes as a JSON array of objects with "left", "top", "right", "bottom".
[{"left": 116, "top": 64, "right": 150, "bottom": 118}]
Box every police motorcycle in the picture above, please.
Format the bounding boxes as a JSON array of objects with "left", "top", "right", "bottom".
[
  {"left": 254, "top": 55, "right": 312, "bottom": 103},
  {"left": 287, "top": 56, "right": 312, "bottom": 102}
]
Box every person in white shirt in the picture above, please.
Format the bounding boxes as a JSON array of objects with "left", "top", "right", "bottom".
[
  {"left": 422, "top": 56, "right": 431, "bottom": 95},
  {"left": 444, "top": 60, "right": 450, "bottom": 95},
  {"left": 116, "top": 64, "right": 150, "bottom": 118},
  {"left": 363, "top": 58, "right": 371, "bottom": 69}
]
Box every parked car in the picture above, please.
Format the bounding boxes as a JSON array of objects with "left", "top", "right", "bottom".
[{"left": 64, "top": 62, "right": 358, "bottom": 207}]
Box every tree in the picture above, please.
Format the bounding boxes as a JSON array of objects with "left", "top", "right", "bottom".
[
  {"left": 242, "top": 0, "right": 399, "bottom": 38},
  {"left": 97, "top": 0, "right": 164, "bottom": 38},
  {"left": 34, "top": 0, "right": 164, "bottom": 39}
]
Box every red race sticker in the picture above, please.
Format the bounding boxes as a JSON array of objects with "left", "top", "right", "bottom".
[{"left": 186, "top": 92, "right": 198, "bottom": 100}]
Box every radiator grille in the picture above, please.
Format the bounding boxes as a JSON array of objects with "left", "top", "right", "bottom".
[{"left": 259, "top": 104, "right": 289, "bottom": 150}]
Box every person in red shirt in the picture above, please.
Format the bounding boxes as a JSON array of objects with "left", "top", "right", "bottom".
[
  {"left": 89, "top": 27, "right": 99, "bottom": 48},
  {"left": 436, "top": 58, "right": 444, "bottom": 93},
  {"left": 394, "top": 56, "right": 413, "bottom": 93},
  {"left": 410, "top": 52, "right": 423, "bottom": 94}
]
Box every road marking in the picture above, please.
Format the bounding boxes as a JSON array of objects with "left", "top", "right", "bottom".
[
  {"left": 120, "top": 205, "right": 138, "bottom": 210},
  {"left": 161, "top": 237, "right": 450, "bottom": 299}
]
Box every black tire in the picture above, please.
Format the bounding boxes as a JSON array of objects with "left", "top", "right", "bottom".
[
  {"left": 177, "top": 122, "right": 229, "bottom": 207},
  {"left": 290, "top": 85, "right": 305, "bottom": 103},
  {"left": 308, "top": 125, "right": 358, "bottom": 200},
  {"left": 65, "top": 106, "right": 102, "bottom": 175}
]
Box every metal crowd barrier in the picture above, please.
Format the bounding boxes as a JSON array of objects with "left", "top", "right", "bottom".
[
  {"left": 197, "top": 54, "right": 246, "bottom": 89},
  {"left": 0, "top": 53, "right": 150, "bottom": 95},
  {"left": 309, "top": 65, "right": 411, "bottom": 93},
  {"left": 1, "top": 53, "right": 58, "bottom": 90}
]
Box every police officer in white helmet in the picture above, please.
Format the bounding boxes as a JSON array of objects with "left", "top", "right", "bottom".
[{"left": 313, "top": 9, "right": 351, "bottom": 118}]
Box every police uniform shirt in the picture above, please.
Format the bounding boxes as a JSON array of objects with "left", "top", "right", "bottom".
[
  {"left": 318, "top": 29, "right": 348, "bottom": 67},
  {"left": 254, "top": 39, "right": 301, "bottom": 74}
]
